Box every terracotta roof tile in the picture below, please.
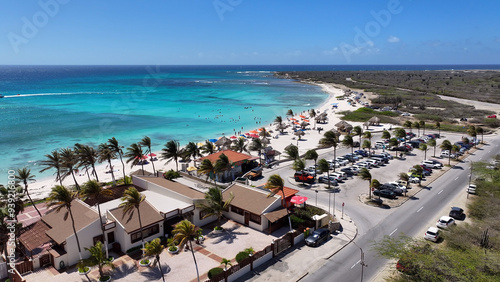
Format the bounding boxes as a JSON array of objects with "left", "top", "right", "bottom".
[
  {"left": 198, "top": 150, "right": 257, "bottom": 164},
  {"left": 18, "top": 220, "right": 51, "bottom": 253}
]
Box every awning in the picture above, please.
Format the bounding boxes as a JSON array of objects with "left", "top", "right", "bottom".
[
  {"left": 290, "top": 195, "right": 308, "bottom": 205},
  {"left": 263, "top": 208, "right": 288, "bottom": 223}
]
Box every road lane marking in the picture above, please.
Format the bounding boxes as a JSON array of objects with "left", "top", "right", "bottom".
[
  {"left": 438, "top": 190, "right": 443, "bottom": 194},
  {"left": 417, "top": 207, "right": 423, "bottom": 213},
  {"left": 351, "top": 260, "right": 361, "bottom": 269},
  {"left": 390, "top": 228, "right": 398, "bottom": 236},
  {"left": 454, "top": 177, "right": 459, "bottom": 181}
]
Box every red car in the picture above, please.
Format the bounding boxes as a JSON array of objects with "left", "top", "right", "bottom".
[{"left": 487, "top": 115, "right": 497, "bottom": 118}]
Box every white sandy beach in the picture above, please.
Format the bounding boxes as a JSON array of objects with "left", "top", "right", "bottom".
[{"left": 27, "top": 82, "right": 392, "bottom": 200}]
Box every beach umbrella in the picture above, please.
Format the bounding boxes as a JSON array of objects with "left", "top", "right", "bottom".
[
  {"left": 148, "top": 153, "right": 157, "bottom": 157},
  {"left": 293, "top": 122, "right": 300, "bottom": 125},
  {"left": 261, "top": 137, "right": 270, "bottom": 145},
  {"left": 209, "top": 138, "right": 218, "bottom": 143},
  {"left": 230, "top": 135, "right": 237, "bottom": 139},
  {"left": 240, "top": 134, "right": 247, "bottom": 137},
  {"left": 197, "top": 142, "right": 205, "bottom": 147},
  {"left": 290, "top": 118, "right": 297, "bottom": 121},
  {"left": 248, "top": 134, "right": 259, "bottom": 138},
  {"left": 303, "top": 119, "right": 309, "bottom": 123},
  {"left": 290, "top": 195, "right": 308, "bottom": 204},
  {"left": 186, "top": 166, "right": 197, "bottom": 172},
  {"left": 135, "top": 156, "right": 147, "bottom": 160},
  {"left": 250, "top": 130, "right": 258, "bottom": 134},
  {"left": 300, "top": 121, "right": 309, "bottom": 127},
  {"left": 215, "top": 136, "right": 231, "bottom": 146},
  {"left": 299, "top": 115, "right": 306, "bottom": 119}
]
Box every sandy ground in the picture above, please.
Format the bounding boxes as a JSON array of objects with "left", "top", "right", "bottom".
[
  {"left": 27, "top": 82, "right": 390, "bottom": 200},
  {"left": 438, "top": 95, "right": 500, "bottom": 113}
]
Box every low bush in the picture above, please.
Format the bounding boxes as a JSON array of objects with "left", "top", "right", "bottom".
[
  {"left": 290, "top": 214, "right": 305, "bottom": 229},
  {"left": 208, "top": 267, "right": 224, "bottom": 279},
  {"left": 235, "top": 251, "right": 249, "bottom": 264},
  {"left": 164, "top": 169, "right": 180, "bottom": 180},
  {"left": 413, "top": 114, "right": 444, "bottom": 122},
  {"left": 126, "top": 245, "right": 142, "bottom": 254}
]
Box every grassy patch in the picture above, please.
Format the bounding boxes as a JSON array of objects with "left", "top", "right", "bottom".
[{"left": 339, "top": 108, "right": 399, "bottom": 124}]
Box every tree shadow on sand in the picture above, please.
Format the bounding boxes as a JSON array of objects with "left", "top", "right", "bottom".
[
  {"left": 111, "top": 262, "right": 137, "bottom": 280},
  {"left": 139, "top": 263, "right": 171, "bottom": 281},
  {"left": 206, "top": 223, "right": 249, "bottom": 244}
]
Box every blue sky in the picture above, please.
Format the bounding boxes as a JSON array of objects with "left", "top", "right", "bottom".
[{"left": 1, "top": 0, "right": 499, "bottom": 65}]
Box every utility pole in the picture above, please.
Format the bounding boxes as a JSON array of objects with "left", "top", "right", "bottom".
[
  {"left": 343, "top": 234, "right": 367, "bottom": 282},
  {"left": 468, "top": 161, "right": 473, "bottom": 199}
]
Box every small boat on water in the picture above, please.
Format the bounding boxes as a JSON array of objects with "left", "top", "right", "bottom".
[{"left": 0, "top": 95, "right": 4, "bottom": 98}]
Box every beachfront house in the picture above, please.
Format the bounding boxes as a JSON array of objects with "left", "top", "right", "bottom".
[
  {"left": 197, "top": 150, "right": 259, "bottom": 182},
  {"left": 222, "top": 184, "right": 298, "bottom": 233}
]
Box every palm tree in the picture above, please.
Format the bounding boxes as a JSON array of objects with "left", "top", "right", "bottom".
[
  {"left": 259, "top": 127, "right": 270, "bottom": 138},
  {"left": 81, "top": 180, "right": 113, "bottom": 257},
  {"left": 264, "top": 174, "right": 292, "bottom": 231},
  {"left": 382, "top": 130, "right": 391, "bottom": 140},
  {"left": 419, "top": 143, "right": 428, "bottom": 161},
  {"left": 362, "top": 140, "right": 372, "bottom": 155},
  {"left": 15, "top": 168, "right": 41, "bottom": 217},
  {"left": 220, "top": 258, "right": 232, "bottom": 270},
  {"left": 427, "top": 139, "right": 437, "bottom": 157},
  {"left": 184, "top": 142, "right": 202, "bottom": 163},
  {"left": 467, "top": 126, "right": 477, "bottom": 148},
  {"left": 371, "top": 179, "right": 381, "bottom": 200},
  {"left": 85, "top": 241, "right": 115, "bottom": 280},
  {"left": 403, "top": 120, "right": 412, "bottom": 132},
  {"left": 274, "top": 116, "right": 283, "bottom": 133},
  {"left": 304, "top": 149, "right": 319, "bottom": 175},
  {"left": 125, "top": 143, "right": 146, "bottom": 175},
  {"left": 399, "top": 172, "right": 410, "bottom": 196},
  {"left": 362, "top": 131, "right": 373, "bottom": 151},
  {"left": 231, "top": 138, "right": 248, "bottom": 153},
  {"left": 394, "top": 128, "right": 407, "bottom": 148},
  {"left": 120, "top": 187, "right": 146, "bottom": 256},
  {"left": 309, "top": 109, "right": 317, "bottom": 129},
  {"left": 435, "top": 121, "right": 441, "bottom": 136},
  {"left": 440, "top": 140, "right": 453, "bottom": 165},
  {"left": 140, "top": 136, "right": 156, "bottom": 175},
  {"left": 47, "top": 185, "right": 82, "bottom": 260},
  {"left": 476, "top": 126, "right": 484, "bottom": 144},
  {"left": 196, "top": 187, "right": 234, "bottom": 229},
  {"left": 214, "top": 153, "right": 231, "bottom": 182},
  {"left": 98, "top": 143, "right": 117, "bottom": 186},
  {"left": 201, "top": 140, "right": 215, "bottom": 156},
  {"left": 342, "top": 135, "right": 355, "bottom": 157},
  {"left": 451, "top": 144, "right": 461, "bottom": 159},
  {"left": 161, "top": 140, "right": 182, "bottom": 171},
  {"left": 358, "top": 168, "right": 372, "bottom": 199},
  {"left": 419, "top": 120, "right": 426, "bottom": 135},
  {"left": 173, "top": 220, "right": 200, "bottom": 282},
  {"left": 317, "top": 159, "right": 331, "bottom": 189},
  {"left": 75, "top": 144, "right": 100, "bottom": 182},
  {"left": 352, "top": 126, "right": 363, "bottom": 147},
  {"left": 198, "top": 159, "right": 216, "bottom": 184},
  {"left": 413, "top": 121, "right": 420, "bottom": 136},
  {"left": 286, "top": 109, "right": 294, "bottom": 118},
  {"left": 39, "top": 150, "right": 63, "bottom": 186},
  {"left": 108, "top": 137, "right": 127, "bottom": 182},
  {"left": 292, "top": 159, "right": 306, "bottom": 174},
  {"left": 59, "top": 148, "right": 81, "bottom": 189},
  {"left": 319, "top": 130, "right": 339, "bottom": 171},
  {"left": 143, "top": 238, "right": 165, "bottom": 282},
  {"left": 284, "top": 144, "right": 299, "bottom": 161},
  {"left": 249, "top": 138, "right": 265, "bottom": 165},
  {"left": 388, "top": 138, "right": 399, "bottom": 157}
]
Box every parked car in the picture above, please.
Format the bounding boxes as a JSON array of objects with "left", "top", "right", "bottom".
[
  {"left": 380, "top": 152, "right": 393, "bottom": 160},
  {"left": 331, "top": 171, "right": 347, "bottom": 181},
  {"left": 247, "top": 167, "right": 262, "bottom": 180},
  {"left": 392, "top": 146, "right": 410, "bottom": 152},
  {"left": 340, "top": 167, "right": 357, "bottom": 176},
  {"left": 436, "top": 216, "right": 456, "bottom": 229},
  {"left": 373, "top": 189, "right": 397, "bottom": 199},
  {"left": 347, "top": 166, "right": 360, "bottom": 174},
  {"left": 294, "top": 171, "right": 315, "bottom": 184},
  {"left": 355, "top": 149, "right": 368, "bottom": 157},
  {"left": 327, "top": 159, "right": 341, "bottom": 169},
  {"left": 424, "top": 227, "right": 441, "bottom": 242},
  {"left": 305, "top": 228, "right": 330, "bottom": 247},
  {"left": 382, "top": 183, "right": 406, "bottom": 195},
  {"left": 408, "top": 176, "right": 421, "bottom": 183},
  {"left": 440, "top": 150, "right": 456, "bottom": 159},
  {"left": 318, "top": 175, "right": 339, "bottom": 186},
  {"left": 336, "top": 157, "right": 349, "bottom": 166},
  {"left": 449, "top": 207, "right": 465, "bottom": 219},
  {"left": 467, "top": 184, "right": 476, "bottom": 194},
  {"left": 365, "top": 159, "right": 379, "bottom": 167},
  {"left": 420, "top": 165, "right": 432, "bottom": 173},
  {"left": 344, "top": 153, "right": 360, "bottom": 162},
  {"left": 356, "top": 161, "right": 371, "bottom": 169},
  {"left": 422, "top": 160, "right": 442, "bottom": 169}
]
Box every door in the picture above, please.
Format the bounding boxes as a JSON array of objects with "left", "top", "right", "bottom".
[
  {"left": 244, "top": 212, "right": 250, "bottom": 226},
  {"left": 39, "top": 254, "right": 50, "bottom": 267}
]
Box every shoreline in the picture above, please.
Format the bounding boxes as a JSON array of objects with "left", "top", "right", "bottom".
[{"left": 27, "top": 81, "right": 388, "bottom": 200}]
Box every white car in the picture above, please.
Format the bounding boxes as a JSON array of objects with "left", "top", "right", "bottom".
[
  {"left": 336, "top": 157, "right": 349, "bottom": 166},
  {"left": 424, "top": 227, "right": 441, "bottom": 242},
  {"left": 408, "top": 176, "right": 420, "bottom": 183},
  {"left": 467, "top": 184, "right": 476, "bottom": 194},
  {"left": 331, "top": 171, "right": 347, "bottom": 180},
  {"left": 422, "top": 160, "right": 442, "bottom": 169},
  {"left": 356, "top": 161, "right": 371, "bottom": 169},
  {"left": 436, "top": 216, "right": 456, "bottom": 229},
  {"left": 327, "top": 160, "right": 341, "bottom": 168},
  {"left": 348, "top": 166, "right": 360, "bottom": 174},
  {"left": 387, "top": 181, "right": 407, "bottom": 190}
]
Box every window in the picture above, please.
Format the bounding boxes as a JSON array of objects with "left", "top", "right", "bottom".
[
  {"left": 107, "top": 231, "right": 115, "bottom": 244},
  {"left": 231, "top": 205, "right": 243, "bottom": 215},
  {"left": 199, "top": 210, "right": 209, "bottom": 219},
  {"left": 93, "top": 235, "right": 103, "bottom": 245},
  {"left": 249, "top": 213, "right": 261, "bottom": 225},
  {"left": 130, "top": 224, "right": 160, "bottom": 243}
]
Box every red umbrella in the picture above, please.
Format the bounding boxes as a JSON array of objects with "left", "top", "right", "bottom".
[
  {"left": 290, "top": 195, "right": 308, "bottom": 204},
  {"left": 293, "top": 122, "right": 300, "bottom": 125},
  {"left": 299, "top": 115, "right": 306, "bottom": 119},
  {"left": 230, "top": 135, "right": 237, "bottom": 139},
  {"left": 248, "top": 134, "right": 259, "bottom": 138},
  {"left": 148, "top": 153, "right": 157, "bottom": 157},
  {"left": 135, "top": 156, "right": 147, "bottom": 160},
  {"left": 250, "top": 130, "right": 258, "bottom": 134}
]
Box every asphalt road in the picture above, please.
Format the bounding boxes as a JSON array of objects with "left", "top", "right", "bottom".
[
  {"left": 302, "top": 134, "right": 500, "bottom": 282},
  {"left": 253, "top": 131, "right": 499, "bottom": 282}
]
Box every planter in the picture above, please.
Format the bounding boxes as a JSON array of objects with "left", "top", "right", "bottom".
[
  {"left": 139, "top": 259, "right": 151, "bottom": 267},
  {"left": 107, "top": 256, "right": 115, "bottom": 263},
  {"left": 78, "top": 267, "right": 91, "bottom": 275},
  {"left": 99, "top": 275, "right": 112, "bottom": 282},
  {"left": 168, "top": 247, "right": 179, "bottom": 254}
]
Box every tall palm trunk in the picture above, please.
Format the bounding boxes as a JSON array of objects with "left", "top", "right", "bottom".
[
  {"left": 137, "top": 207, "right": 145, "bottom": 256},
  {"left": 71, "top": 170, "right": 80, "bottom": 190},
  {"left": 57, "top": 170, "right": 63, "bottom": 186},
  {"left": 281, "top": 189, "right": 292, "bottom": 232},
  {"left": 156, "top": 254, "right": 165, "bottom": 282},
  {"left": 118, "top": 154, "right": 126, "bottom": 182},
  {"left": 91, "top": 164, "right": 99, "bottom": 182},
  {"left": 107, "top": 158, "right": 116, "bottom": 186},
  {"left": 141, "top": 163, "right": 145, "bottom": 175},
  {"left": 68, "top": 206, "right": 83, "bottom": 259},
  {"left": 189, "top": 240, "right": 200, "bottom": 282},
  {"left": 151, "top": 159, "right": 156, "bottom": 175},
  {"left": 24, "top": 183, "right": 41, "bottom": 217}
]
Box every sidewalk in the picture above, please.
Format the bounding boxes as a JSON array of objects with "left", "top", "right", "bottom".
[{"left": 237, "top": 212, "right": 357, "bottom": 282}]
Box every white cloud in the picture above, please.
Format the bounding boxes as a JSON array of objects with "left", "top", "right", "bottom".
[{"left": 388, "top": 36, "right": 400, "bottom": 43}]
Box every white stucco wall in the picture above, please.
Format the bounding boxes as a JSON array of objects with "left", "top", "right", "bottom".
[{"left": 64, "top": 218, "right": 103, "bottom": 267}]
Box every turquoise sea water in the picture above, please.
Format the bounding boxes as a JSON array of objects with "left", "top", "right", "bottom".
[
  {"left": 2, "top": 64, "right": 499, "bottom": 181},
  {"left": 0, "top": 65, "right": 329, "bottom": 180}
]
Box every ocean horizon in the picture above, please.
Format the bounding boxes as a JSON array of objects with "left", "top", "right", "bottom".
[{"left": 2, "top": 64, "right": 500, "bottom": 182}]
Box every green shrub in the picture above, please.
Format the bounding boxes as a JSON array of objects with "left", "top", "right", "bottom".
[
  {"left": 126, "top": 245, "right": 142, "bottom": 254},
  {"left": 413, "top": 114, "right": 444, "bottom": 122},
  {"left": 290, "top": 214, "right": 305, "bottom": 229},
  {"left": 235, "top": 251, "right": 250, "bottom": 263},
  {"left": 164, "top": 169, "right": 180, "bottom": 180},
  {"left": 208, "top": 267, "right": 224, "bottom": 279}
]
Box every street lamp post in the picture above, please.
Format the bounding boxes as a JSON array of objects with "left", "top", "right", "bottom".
[
  {"left": 343, "top": 234, "right": 367, "bottom": 282},
  {"left": 315, "top": 190, "right": 318, "bottom": 206},
  {"left": 468, "top": 161, "right": 473, "bottom": 199}
]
